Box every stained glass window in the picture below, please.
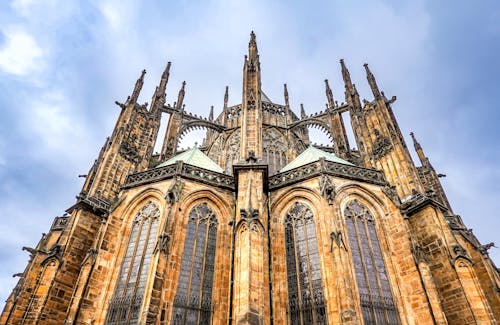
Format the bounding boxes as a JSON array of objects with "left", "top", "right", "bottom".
[
  {"left": 285, "top": 202, "right": 327, "bottom": 324},
  {"left": 344, "top": 200, "right": 400, "bottom": 325},
  {"left": 172, "top": 203, "right": 218, "bottom": 325},
  {"left": 106, "top": 201, "right": 160, "bottom": 325}
]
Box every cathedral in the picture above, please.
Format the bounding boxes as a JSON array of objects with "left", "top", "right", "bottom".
[{"left": 2, "top": 32, "right": 500, "bottom": 325}]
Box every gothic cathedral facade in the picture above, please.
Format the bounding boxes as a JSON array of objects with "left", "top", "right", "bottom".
[{"left": 2, "top": 32, "right": 499, "bottom": 325}]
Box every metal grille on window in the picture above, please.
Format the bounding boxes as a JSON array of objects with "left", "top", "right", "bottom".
[
  {"left": 106, "top": 201, "right": 160, "bottom": 325},
  {"left": 285, "top": 202, "right": 327, "bottom": 325},
  {"left": 344, "top": 200, "right": 400, "bottom": 325},
  {"left": 172, "top": 202, "right": 218, "bottom": 325}
]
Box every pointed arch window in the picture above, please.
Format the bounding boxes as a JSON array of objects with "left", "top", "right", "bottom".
[
  {"left": 172, "top": 202, "right": 218, "bottom": 325},
  {"left": 344, "top": 200, "right": 400, "bottom": 324},
  {"left": 285, "top": 202, "right": 327, "bottom": 324},
  {"left": 106, "top": 201, "right": 160, "bottom": 324}
]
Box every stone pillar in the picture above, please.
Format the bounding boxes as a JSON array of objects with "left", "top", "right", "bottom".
[{"left": 232, "top": 165, "right": 270, "bottom": 324}]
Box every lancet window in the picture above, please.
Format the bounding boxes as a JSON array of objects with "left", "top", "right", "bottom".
[
  {"left": 285, "top": 202, "right": 327, "bottom": 324},
  {"left": 172, "top": 203, "right": 218, "bottom": 325},
  {"left": 344, "top": 200, "right": 400, "bottom": 324},
  {"left": 106, "top": 201, "right": 160, "bottom": 324}
]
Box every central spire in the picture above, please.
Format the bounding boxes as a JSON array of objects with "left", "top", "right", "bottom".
[{"left": 240, "top": 31, "right": 263, "bottom": 159}]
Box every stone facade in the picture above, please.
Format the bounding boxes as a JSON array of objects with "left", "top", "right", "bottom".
[{"left": 2, "top": 32, "right": 499, "bottom": 325}]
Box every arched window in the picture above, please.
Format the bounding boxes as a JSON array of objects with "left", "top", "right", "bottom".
[
  {"left": 106, "top": 201, "right": 160, "bottom": 324},
  {"left": 172, "top": 203, "right": 218, "bottom": 325},
  {"left": 285, "top": 202, "right": 327, "bottom": 324},
  {"left": 344, "top": 200, "right": 400, "bottom": 324}
]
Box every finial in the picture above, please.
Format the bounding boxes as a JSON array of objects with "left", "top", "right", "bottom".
[
  {"left": 363, "top": 63, "right": 381, "bottom": 99},
  {"left": 300, "top": 103, "right": 306, "bottom": 119},
  {"left": 224, "top": 86, "right": 229, "bottom": 108},
  {"left": 324, "top": 79, "right": 335, "bottom": 108},
  {"left": 209, "top": 105, "right": 214, "bottom": 121},
  {"left": 284, "top": 84, "right": 289, "bottom": 107}
]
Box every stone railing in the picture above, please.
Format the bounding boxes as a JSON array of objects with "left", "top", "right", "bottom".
[
  {"left": 123, "top": 161, "right": 234, "bottom": 191},
  {"left": 269, "top": 158, "right": 386, "bottom": 190}
]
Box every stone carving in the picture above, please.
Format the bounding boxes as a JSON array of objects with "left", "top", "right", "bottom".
[
  {"left": 81, "top": 248, "right": 98, "bottom": 266},
  {"left": 119, "top": 134, "right": 140, "bottom": 163},
  {"left": 382, "top": 184, "right": 400, "bottom": 206},
  {"left": 330, "top": 231, "right": 347, "bottom": 252},
  {"left": 22, "top": 246, "right": 38, "bottom": 260},
  {"left": 371, "top": 129, "right": 392, "bottom": 159},
  {"left": 166, "top": 177, "right": 184, "bottom": 204},
  {"left": 41, "top": 244, "right": 63, "bottom": 266},
  {"left": 450, "top": 244, "right": 473, "bottom": 265},
  {"left": 154, "top": 233, "right": 171, "bottom": 255},
  {"left": 319, "top": 175, "right": 336, "bottom": 205},
  {"left": 479, "top": 242, "right": 496, "bottom": 255},
  {"left": 341, "top": 309, "right": 357, "bottom": 322},
  {"left": 412, "top": 244, "right": 428, "bottom": 264},
  {"left": 240, "top": 207, "right": 259, "bottom": 222},
  {"left": 245, "top": 150, "right": 258, "bottom": 163},
  {"left": 247, "top": 90, "right": 256, "bottom": 110},
  {"left": 446, "top": 215, "right": 464, "bottom": 230}
]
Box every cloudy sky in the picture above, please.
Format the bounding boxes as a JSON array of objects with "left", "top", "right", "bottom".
[{"left": 1, "top": 0, "right": 499, "bottom": 304}]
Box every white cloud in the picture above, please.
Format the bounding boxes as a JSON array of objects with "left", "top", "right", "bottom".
[
  {"left": 0, "top": 26, "right": 44, "bottom": 76},
  {"left": 19, "top": 90, "right": 92, "bottom": 171},
  {"left": 97, "top": 0, "right": 139, "bottom": 32}
]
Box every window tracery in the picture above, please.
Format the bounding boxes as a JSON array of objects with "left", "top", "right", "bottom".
[
  {"left": 344, "top": 200, "right": 400, "bottom": 324},
  {"left": 106, "top": 201, "right": 160, "bottom": 324},
  {"left": 224, "top": 130, "right": 241, "bottom": 174},
  {"left": 285, "top": 202, "right": 327, "bottom": 324},
  {"left": 172, "top": 202, "right": 218, "bottom": 325},
  {"left": 263, "top": 129, "right": 287, "bottom": 175}
]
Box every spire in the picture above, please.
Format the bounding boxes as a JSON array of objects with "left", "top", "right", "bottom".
[
  {"left": 176, "top": 81, "right": 186, "bottom": 110},
  {"left": 410, "top": 132, "right": 427, "bottom": 165},
  {"left": 364, "top": 63, "right": 381, "bottom": 99},
  {"left": 130, "top": 69, "right": 146, "bottom": 104},
  {"left": 209, "top": 105, "right": 214, "bottom": 121},
  {"left": 224, "top": 86, "right": 229, "bottom": 109},
  {"left": 300, "top": 103, "right": 306, "bottom": 118},
  {"left": 325, "top": 79, "right": 335, "bottom": 108},
  {"left": 284, "top": 84, "right": 289, "bottom": 107}
]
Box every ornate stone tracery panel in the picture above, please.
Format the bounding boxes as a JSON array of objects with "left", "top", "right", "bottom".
[
  {"left": 224, "top": 130, "right": 241, "bottom": 174},
  {"left": 263, "top": 128, "right": 287, "bottom": 175}
]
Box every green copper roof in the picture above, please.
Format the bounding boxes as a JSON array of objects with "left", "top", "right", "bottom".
[
  {"left": 280, "top": 146, "right": 354, "bottom": 172},
  {"left": 156, "top": 147, "right": 224, "bottom": 173}
]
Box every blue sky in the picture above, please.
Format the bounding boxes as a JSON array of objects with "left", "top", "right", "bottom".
[{"left": 1, "top": 0, "right": 499, "bottom": 304}]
